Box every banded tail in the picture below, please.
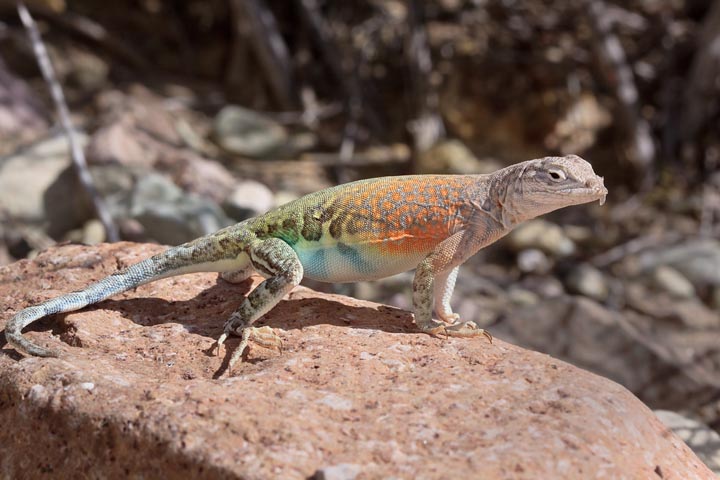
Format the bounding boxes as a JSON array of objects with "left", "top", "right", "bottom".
[{"left": 5, "top": 236, "right": 245, "bottom": 358}]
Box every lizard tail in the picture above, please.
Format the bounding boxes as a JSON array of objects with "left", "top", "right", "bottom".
[{"left": 5, "top": 238, "right": 242, "bottom": 358}]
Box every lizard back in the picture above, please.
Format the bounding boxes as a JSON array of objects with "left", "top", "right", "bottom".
[{"left": 245, "top": 175, "right": 479, "bottom": 282}]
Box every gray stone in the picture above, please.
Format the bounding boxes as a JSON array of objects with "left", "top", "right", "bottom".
[
  {"left": 566, "top": 264, "right": 609, "bottom": 301},
  {"left": 213, "top": 105, "right": 288, "bottom": 158},
  {"left": 417, "top": 139, "right": 501, "bottom": 174},
  {"left": 626, "top": 283, "right": 720, "bottom": 329},
  {"left": 222, "top": 180, "right": 275, "bottom": 221},
  {"left": 82, "top": 219, "right": 106, "bottom": 245},
  {"left": 130, "top": 173, "right": 233, "bottom": 244},
  {"left": 0, "top": 133, "right": 93, "bottom": 237},
  {"left": 507, "top": 220, "right": 576, "bottom": 257},
  {"left": 639, "top": 240, "right": 720, "bottom": 289},
  {"left": 655, "top": 410, "right": 720, "bottom": 475},
  {"left": 652, "top": 266, "right": 696, "bottom": 299},
  {"left": 517, "top": 248, "right": 552, "bottom": 273},
  {"left": 508, "top": 287, "right": 540, "bottom": 306}
]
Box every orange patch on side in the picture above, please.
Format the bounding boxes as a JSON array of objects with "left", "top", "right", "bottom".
[{"left": 371, "top": 219, "right": 450, "bottom": 256}]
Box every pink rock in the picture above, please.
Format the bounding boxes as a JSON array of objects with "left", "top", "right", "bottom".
[{"left": 0, "top": 243, "right": 714, "bottom": 479}]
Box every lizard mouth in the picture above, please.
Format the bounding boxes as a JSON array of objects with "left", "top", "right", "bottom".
[{"left": 562, "top": 181, "right": 608, "bottom": 205}]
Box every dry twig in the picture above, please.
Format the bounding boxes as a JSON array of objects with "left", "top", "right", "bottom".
[
  {"left": 229, "top": 0, "right": 298, "bottom": 109},
  {"left": 17, "top": 2, "right": 119, "bottom": 241},
  {"left": 584, "top": 0, "right": 655, "bottom": 190}
]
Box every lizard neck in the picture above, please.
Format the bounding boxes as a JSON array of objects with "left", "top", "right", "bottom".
[{"left": 476, "top": 166, "right": 528, "bottom": 230}]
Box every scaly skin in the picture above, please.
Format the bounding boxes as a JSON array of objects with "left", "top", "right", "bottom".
[{"left": 5, "top": 154, "right": 607, "bottom": 372}]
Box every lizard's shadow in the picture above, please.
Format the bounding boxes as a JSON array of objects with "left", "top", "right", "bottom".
[{"left": 89, "top": 277, "right": 415, "bottom": 339}]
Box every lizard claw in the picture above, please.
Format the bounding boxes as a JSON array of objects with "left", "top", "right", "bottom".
[
  {"left": 214, "top": 332, "right": 228, "bottom": 356},
  {"left": 421, "top": 319, "right": 493, "bottom": 343},
  {"left": 223, "top": 326, "right": 283, "bottom": 374}
]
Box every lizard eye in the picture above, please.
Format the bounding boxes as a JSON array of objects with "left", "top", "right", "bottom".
[{"left": 547, "top": 168, "right": 566, "bottom": 181}]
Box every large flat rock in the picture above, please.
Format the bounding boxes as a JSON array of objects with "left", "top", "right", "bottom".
[{"left": 0, "top": 243, "right": 714, "bottom": 479}]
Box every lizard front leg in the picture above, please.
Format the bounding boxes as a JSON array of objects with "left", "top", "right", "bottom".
[
  {"left": 216, "top": 238, "right": 303, "bottom": 371},
  {"left": 413, "top": 233, "right": 492, "bottom": 341},
  {"left": 434, "top": 265, "right": 460, "bottom": 323}
]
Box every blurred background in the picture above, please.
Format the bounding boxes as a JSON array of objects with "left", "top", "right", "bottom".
[{"left": 0, "top": 0, "right": 719, "bottom": 439}]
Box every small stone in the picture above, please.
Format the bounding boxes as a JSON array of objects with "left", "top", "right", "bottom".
[
  {"left": 566, "top": 264, "right": 609, "bottom": 301},
  {"left": 213, "top": 105, "right": 288, "bottom": 158},
  {"left": 130, "top": 173, "right": 233, "bottom": 244},
  {"left": 222, "top": 180, "right": 275, "bottom": 221},
  {"left": 417, "top": 139, "right": 501, "bottom": 174},
  {"left": 508, "top": 287, "right": 540, "bottom": 306},
  {"left": 313, "top": 463, "right": 362, "bottom": 480},
  {"left": 0, "top": 134, "right": 91, "bottom": 233},
  {"left": 517, "top": 248, "right": 552, "bottom": 273},
  {"left": 651, "top": 266, "right": 695, "bottom": 299},
  {"left": 82, "top": 219, "right": 106, "bottom": 245},
  {"left": 639, "top": 240, "right": 720, "bottom": 289},
  {"left": 507, "top": 220, "right": 576, "bottom": 258}
]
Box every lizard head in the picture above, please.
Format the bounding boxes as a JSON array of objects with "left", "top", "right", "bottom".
[
  {"left": 498, "top": 154, "right": 607, "bottom": 225},
  {"left": 524, "top": 154, "right": 607, "bottom": 205}
]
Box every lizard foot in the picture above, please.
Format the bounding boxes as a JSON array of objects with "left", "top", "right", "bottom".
[
  {"left": 437, "top": 311, "right": 460, "bottom": 323},
  {"left": 216, "top": 326, "right": 283, "bottom": 374},
  {"left": 421, "top": 319, "right": 493, "bottom": 343}
]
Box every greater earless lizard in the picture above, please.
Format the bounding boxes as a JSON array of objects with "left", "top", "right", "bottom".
[{"left": 5, "top": 155, "right": 607, "bottom": 371}]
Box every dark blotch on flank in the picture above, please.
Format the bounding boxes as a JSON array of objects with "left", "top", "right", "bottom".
[
  {"left": 301, "top": 210, "right": 323, "bottom": 242},
  {"left": 329, "top": 218, "right": 343, "bottom": 239}
]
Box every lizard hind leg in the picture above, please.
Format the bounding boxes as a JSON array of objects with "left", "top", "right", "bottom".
[
  {"left": 216, "top": 238, "right": 303, "bottom": 372},
  {"left": 220, "top": 264, "right": 255, "bottom": 284}
]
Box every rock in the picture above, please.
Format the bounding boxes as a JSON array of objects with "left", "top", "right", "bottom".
[
  {"left": 417, "top": 139, "right": 501, "bottom": 174},
  {"left": 498, "top": 295, "right": 720, "bottom": 413},
  {"left": 213, "top": 105, "right": 288, "bottom": 158},
  {"left": 222, "top": 180, "right": 275, "bottom": 221},
  {"left": 638, "top": 240, "right": 720, "bottom": 289},
  {"left": 625, "top": 284, "right": 720, "bottom": 329},
  {"left": 516, "top": 248, "right": 552, "bottom": 274},
  {"left": 651, "top": 266, "right": 696, "bottom": 299},
  {"left": 518, "top": 274, "right": 565, "bottom": 298},
  {"left": 81, "top": 219, "right": 106, "bottom": 245},
  {"left": 507, "top": 220, "right": 576, "bottom": 257},
  {"left": 0, "top": 243, "right": 714, "bottom": 479},
  {"left": 164, "top": 153, "right": 237, "bottom": 204},
  {"left": 0, "top": 133, "right": 93, "bottom": 237},
  {"left": 565, "top": 264, "right": 609, "bottom": 301},
  {"left": 655, "top": 410, "right": 720, "bottom": 475},
  {"left": 544, "top": 93, "right": 612, "bottom": 155},
  {"left": 508, "top": 286, "right": 540, "bottom": 306},
  {"left": 87, "top": 116, "right": 153, "bottom": 168},
  {"left": 130, "top": 173, "right": 233, "bottom": 244},
  {"left": 0, "top": 57, "right": 48, "bottom": 153}
]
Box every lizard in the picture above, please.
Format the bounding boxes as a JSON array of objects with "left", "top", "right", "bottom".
[{"left": 5, "top": 154, "right": 607, "bottom": 372}]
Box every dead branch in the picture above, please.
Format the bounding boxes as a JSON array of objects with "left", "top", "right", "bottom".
[
  {"left": 591, "top": 232, "right": 682, "bottom": 268},
  {"left": 17, "top": 2, "right": 119, "bottom": 242},
  {"left": 406, "top": 0, "right": 444, "bottom": 154},
  {"left": 584, "top": 0, "right": 656, "bottom": 190},
  {"left": 229, "top": 0, "right": 298, "bottom": 110},
  {"left": 680, "top": 0, "right": 720, "bottom": 146}
]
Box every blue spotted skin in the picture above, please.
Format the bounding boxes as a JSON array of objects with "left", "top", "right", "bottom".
[{"left": 5, "top": 155, "right": 607, "bottom": 371}]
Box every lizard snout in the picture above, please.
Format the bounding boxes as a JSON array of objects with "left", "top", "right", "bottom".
[{"left": 585, "top": 176, "right": 608, "bottom": 205}]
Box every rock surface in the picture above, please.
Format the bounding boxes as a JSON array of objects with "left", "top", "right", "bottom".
[
  {"left": 656, "top": 410, "right": 720, "bottom": 475},
  {"left": 0, "top": 243, "right": 714, "bottom": 479}
]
